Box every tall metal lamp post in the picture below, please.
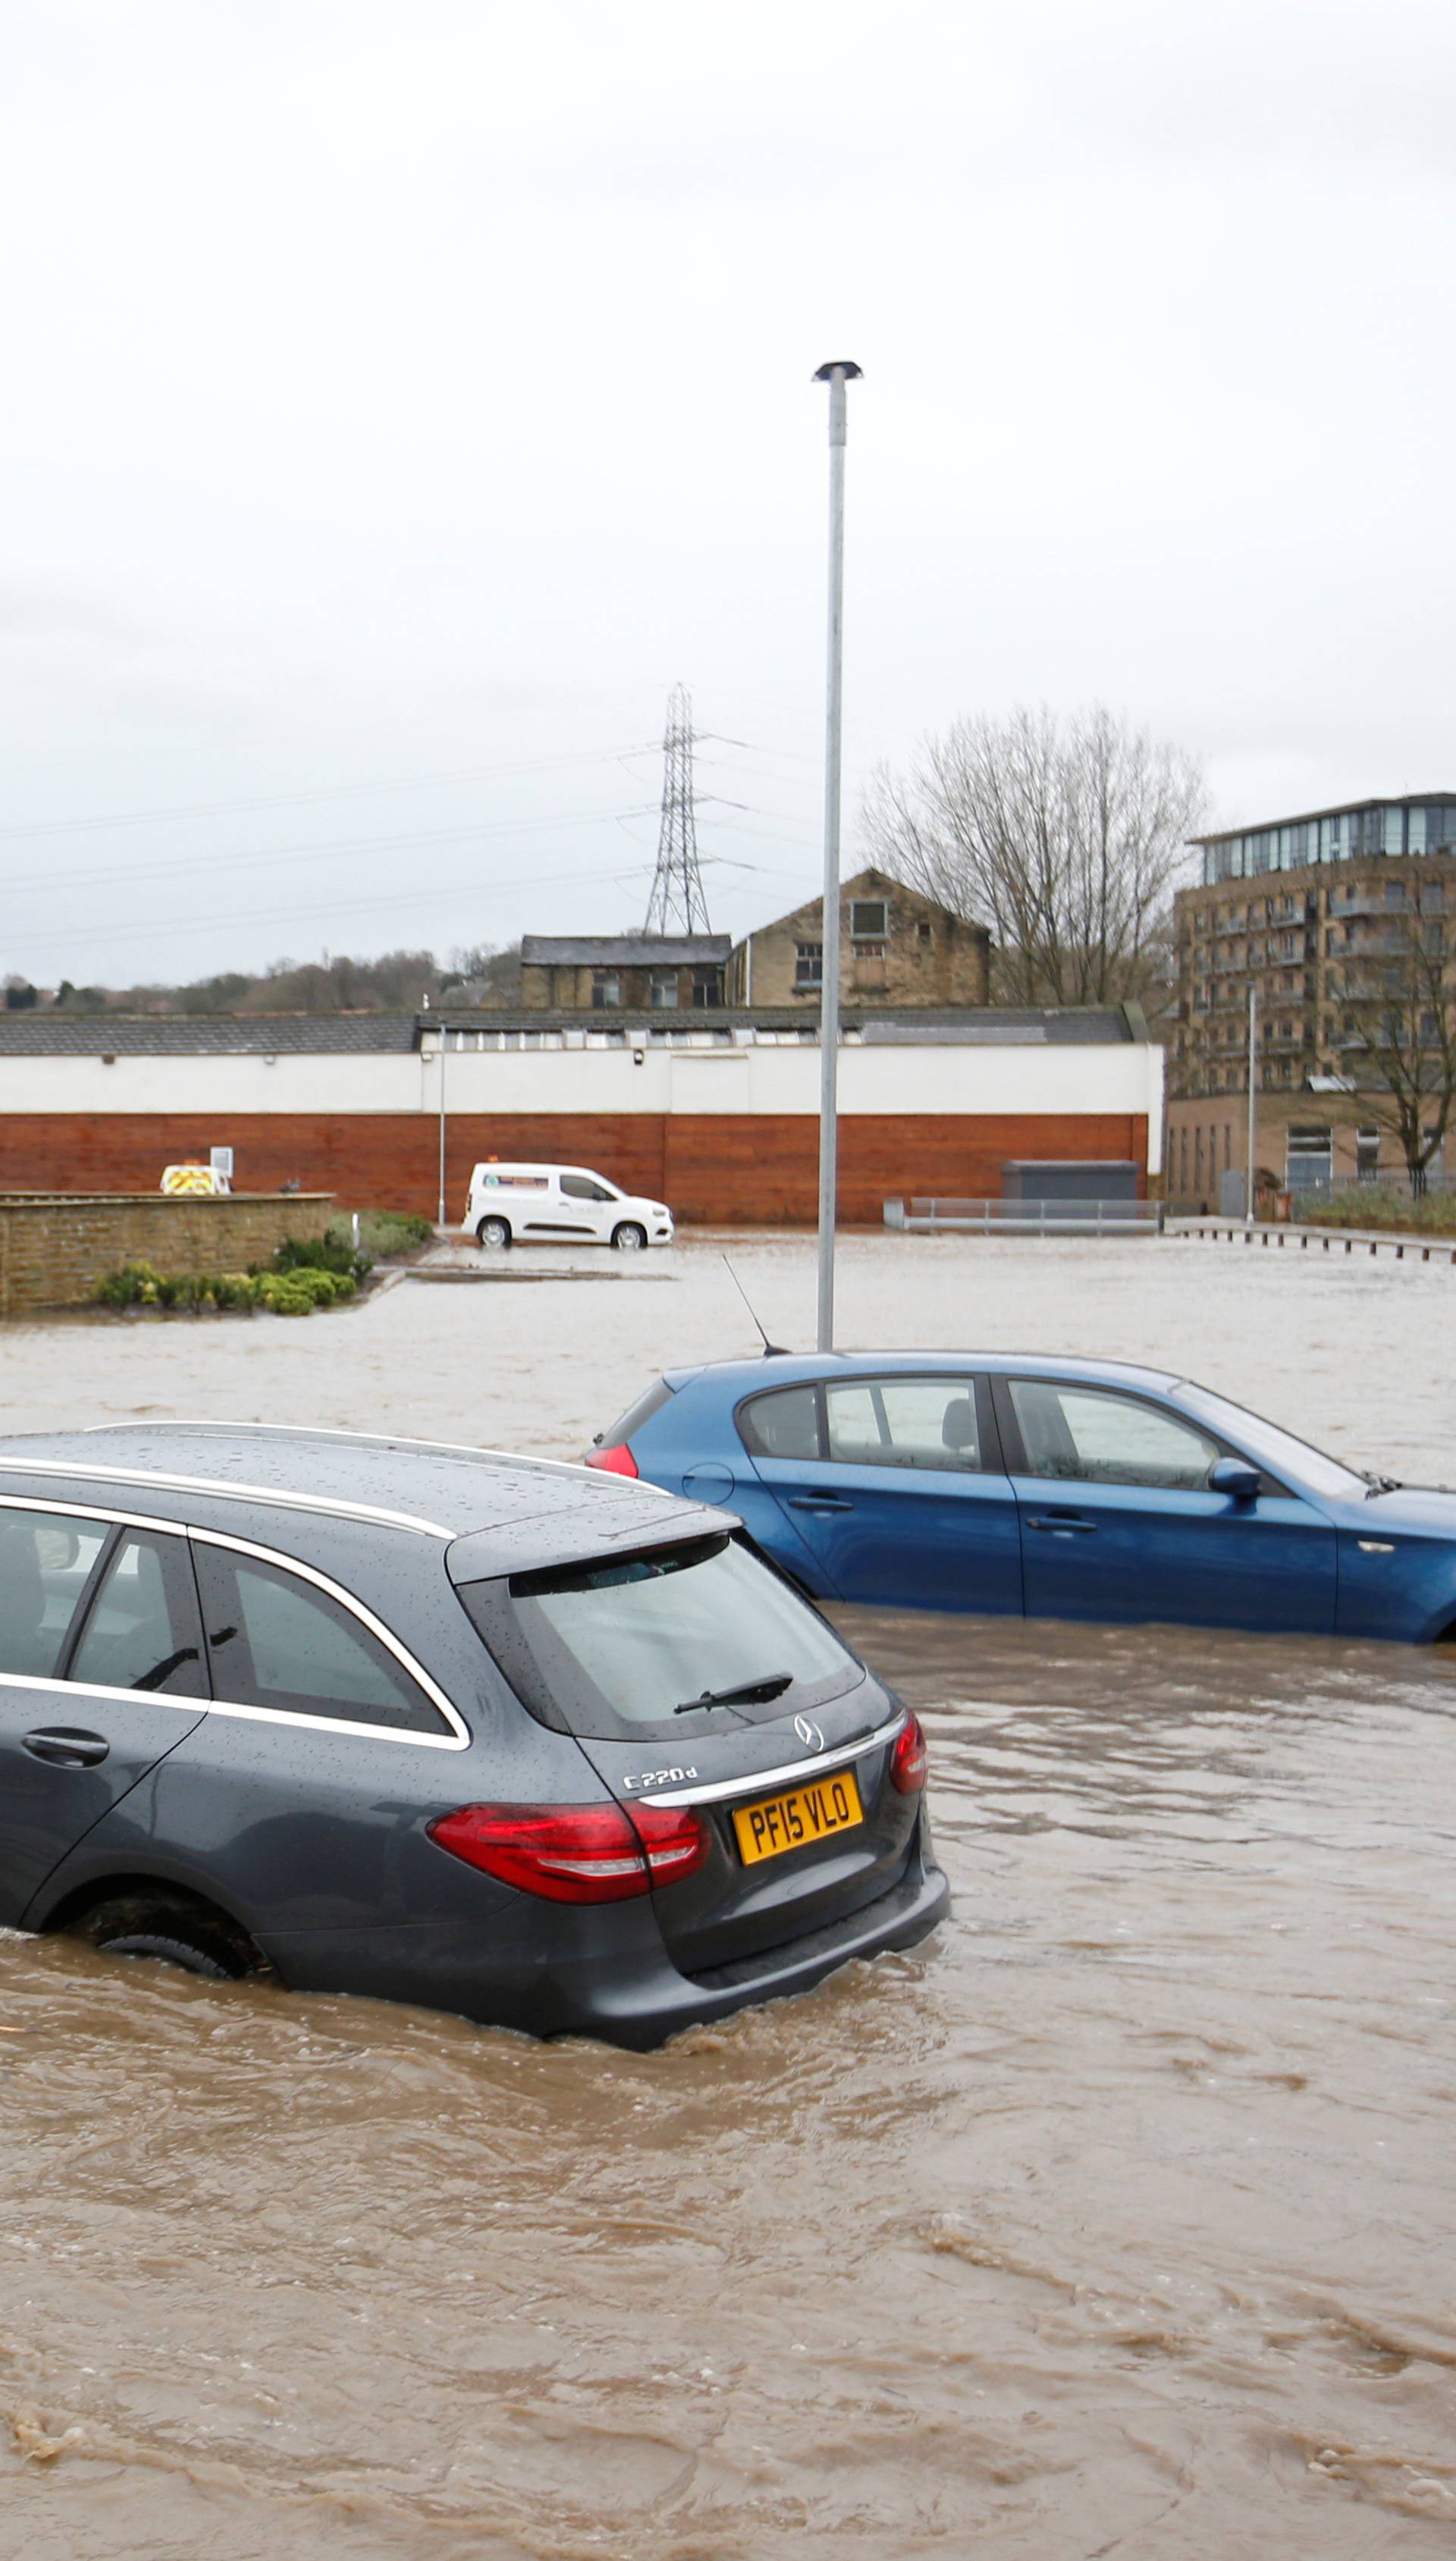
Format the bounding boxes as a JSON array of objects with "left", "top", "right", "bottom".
[
  {"left": 1244, "top": 979, "right": 1259, "bottom": 1222},
  {"left": 813, "top": 358, "right": 861, "bottom": 1351},
  {"left": 422, "top": 1003, "right": 447, "bottom": 1230}
]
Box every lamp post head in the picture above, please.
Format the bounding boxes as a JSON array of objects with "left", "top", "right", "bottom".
[{"left": 812, "top": 360, "right": 863, "bottom": 382}]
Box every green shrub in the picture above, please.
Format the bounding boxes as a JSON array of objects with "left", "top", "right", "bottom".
[
  {"left": 92, "top": 1262, "right": 158, "bottom": 1309},
  {"left": 1299, "top": 1187, "right": 1456, "bottom": 1235},
  {"left": 256, "top": 1272, "right": 317, "bottom": 1316},
  {"left": 275, "top": 1232, "right": 364, "bottom": 1279},
  {"left": 325, "top": 1210, "right": 434, "bottom": 1263},
  {"left": 210, "top": 1273, "right": 260, "bottom": 1310},
  {"left": 272, "top": 1266, "right": 349, "bottom": 1307}
]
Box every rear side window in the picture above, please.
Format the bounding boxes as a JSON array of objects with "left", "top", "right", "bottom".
[
  {"left": 825, "top": 1378, "right": 981, "bottom": 1472},
  {"left": 193, "top": 1545, "right": 450, "bottom": 1734},
  {"left": 737, "top": 1385, "right": 821, "bottom": 1460},
  {"left": 459, "top": 1533, "right": 860, "bottom": 1742},
  {"left": 0, "top": 1506, "right": 108, "bottom": 1679},
  {"left": 69, "top": 1529, "right": 207, "bottom": 1698}
]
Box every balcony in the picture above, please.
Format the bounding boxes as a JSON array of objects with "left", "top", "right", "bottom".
[{"left": 1326, "top": 890, "right": 1401, "bottom": 921}]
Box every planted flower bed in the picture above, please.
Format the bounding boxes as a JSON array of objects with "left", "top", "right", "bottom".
[{"left": 89, "top": 1211, "right": 435, "bottom": 1320}]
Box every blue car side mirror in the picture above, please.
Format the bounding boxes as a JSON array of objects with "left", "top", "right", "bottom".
[{"left": 1209, "top": 1457, "right": 1260, "bottom": 1503}]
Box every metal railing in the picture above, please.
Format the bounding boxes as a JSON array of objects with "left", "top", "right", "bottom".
[{"left": 884, "top": 1197, "right": 1159, "bottom": 1236}]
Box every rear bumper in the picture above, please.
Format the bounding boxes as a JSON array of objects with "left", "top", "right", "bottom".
[{"left": 262, "top": 1845, "right": 949, "bottom": 2051}]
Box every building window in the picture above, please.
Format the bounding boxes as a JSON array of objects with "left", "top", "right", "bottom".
[
  {"left": 794, "top": 942, "right": 823, "bottom": 990},
  {"left": 917, "top": 920, "right": 933, "bottom": 944},
  {"left": 1286, "top": 1124, "right": 1333, "bottom": 1194},
  {"left": 649, "top": 971, "right": 678, "bottom": 1009},
  {"left": 1356, "top": 1127, "right": 1380, "bottom": 1184},
  {"left": 849, "top": 898, "right": 887, "bottom": 940},
  {"left": 592, "top": 971, "right": 621, "bottom": 1009},
  {"left": 692, "top": 968, "right": 724, "bottom": 1009}
]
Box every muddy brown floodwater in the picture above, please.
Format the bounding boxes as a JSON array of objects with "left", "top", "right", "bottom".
[{"left": 1, "top": 1606, "right": 1454, "bottom": 2560}]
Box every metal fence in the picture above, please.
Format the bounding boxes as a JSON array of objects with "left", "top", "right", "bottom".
[{"left": 883, "top": 1197, "right": 1159, "bottom": 1236}]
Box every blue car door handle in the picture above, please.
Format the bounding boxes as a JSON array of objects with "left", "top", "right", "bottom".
[
  {"left": 1025, "top": 1512, "right": 1097, "bottom": 1535},
  {"left": 786, "top": 1494, "right": 854, "bottom": 1514},
  {"left": 22, "top": 1727, "right": 110, "bottom": 1768}
]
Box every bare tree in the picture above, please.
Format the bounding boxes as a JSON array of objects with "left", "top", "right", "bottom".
[
  {"left": 1342, "top": 883, "right": 1456, "bottom": 1193},
  {"left": 861, "top": 705, "right": 1203, "bottom": 1009}
]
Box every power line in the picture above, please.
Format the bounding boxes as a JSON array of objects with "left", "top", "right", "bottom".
[
  {"left": 0, "top": 745, "right": 658, "bottom": 843},
  {"left": 0, "top": 803, "right": 659, "bottom": 902},
  {"left": 32, "top": 857, "right": 658, "bottom": 959}
]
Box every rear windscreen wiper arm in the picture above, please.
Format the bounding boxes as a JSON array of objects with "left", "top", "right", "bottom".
[{"left": 674, "top": 1671, "right": 793, "bottom": 1715}]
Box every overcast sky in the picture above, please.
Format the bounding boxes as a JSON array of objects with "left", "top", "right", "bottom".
[{"left": 1, "top": 0, "right": 1451, "bottom": 988}]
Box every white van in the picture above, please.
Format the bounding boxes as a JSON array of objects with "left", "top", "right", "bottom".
[{"left": 463, "top": 1162, "right": 675, "bottom": 1253}]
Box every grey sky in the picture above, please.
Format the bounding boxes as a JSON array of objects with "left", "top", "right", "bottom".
[{"left": 2, "top": 0, "right": 1451, "bottom": 986}]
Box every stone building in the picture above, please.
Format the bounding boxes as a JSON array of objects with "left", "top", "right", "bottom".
[
  {"left": 519, "top": 934, "right": 731, "bottom": 1012},
  {"left": 1167, "top": 793, "right": 1456, "bottom": 1204},
  {"left": 723, "top": 869, "right": 990, "bottom": 1009}
]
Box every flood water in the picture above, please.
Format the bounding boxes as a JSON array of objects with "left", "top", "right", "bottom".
[{"left": 2, "top": 1605, "right": 1454, "bottom": 2559}]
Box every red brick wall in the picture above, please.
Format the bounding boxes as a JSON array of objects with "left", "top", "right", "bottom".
[{"left": 0, "top": 1113, "right": 1147, "bottom": 1225}]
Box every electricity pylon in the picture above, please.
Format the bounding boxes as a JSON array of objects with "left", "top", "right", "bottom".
[{"left": 643, "top": 683, "right": 711, "bottom": 934}]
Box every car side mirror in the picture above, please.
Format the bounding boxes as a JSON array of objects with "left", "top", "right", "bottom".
[{"left": 1208, "top": 1457, "right": 1260, "bottom": 1503}]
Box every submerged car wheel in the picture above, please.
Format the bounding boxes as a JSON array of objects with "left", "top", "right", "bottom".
[
  {"left": 611, "top": 1222, "right": 648, "bottom": 1252},
  {"left": 476, "top": 1216, "right": 513, "bottom": 1250},
  {"left": 72, "top": 1893, "right": 265, "bottom": 1983}
]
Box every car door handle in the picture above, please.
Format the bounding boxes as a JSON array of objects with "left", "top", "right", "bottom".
[
  {"left": 22, "top": 1727, "right": 110, "bottom": 1768},
  {"left": 786, "top": 1495, "right": 854, "bottom": 1514},
  {"left": 1025, "top": 1513, "right": 1097, "bottom": 1534}
]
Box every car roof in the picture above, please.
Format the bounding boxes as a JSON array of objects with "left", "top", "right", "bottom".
[
  {"left": 662, "top": 1351, "right": 1185, "bottom": 1395},
  {"left": 0, "top": 1422, "right": 718, "bottom": 1565}
]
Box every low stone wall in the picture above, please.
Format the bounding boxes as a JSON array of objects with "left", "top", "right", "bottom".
[{"left": 0, "top": 1194, "right": 334, "bottom": 1318}]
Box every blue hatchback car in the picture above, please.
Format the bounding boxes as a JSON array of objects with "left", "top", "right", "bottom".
[{"left": 586, "top": 1353, "right": 1456, "bottom": 1642}]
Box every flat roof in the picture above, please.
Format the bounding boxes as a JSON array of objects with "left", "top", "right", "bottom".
[
  {"left": 0, "top": 1002, "right": 1152, "bottom": 1053},
  {"left": 1192, "top": 792, "right": 1456, "bottom": 848}
]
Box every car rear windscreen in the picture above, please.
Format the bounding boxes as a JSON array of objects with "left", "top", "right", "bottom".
[{"left": 458, "top": 1533, "right": 861, "bottom": 1742}]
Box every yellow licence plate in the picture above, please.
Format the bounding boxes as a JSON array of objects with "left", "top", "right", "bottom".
[{"left": 732, "top": 1767, "right": 864, "bottom": 1866}]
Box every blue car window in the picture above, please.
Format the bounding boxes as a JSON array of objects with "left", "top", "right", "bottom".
[
  {"left": 825, "top": 1379, "right": 981, "bottom": 1473},
  {"left": 738, "top": 1386, "right": 822, "bottom": 1461},
  {"left": 69, "top": 1530, "right": 207, "bottom": 1699},
  {"left": 0, "top": 1507, "right": 108, "bottom": 1680},
  {"left": 1010, "top": 1382, "right": 1219, "bottom": 1492}
]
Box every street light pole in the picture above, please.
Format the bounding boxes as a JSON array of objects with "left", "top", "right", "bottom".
[
  {"left": 813, "top": 358, "right": 861, "bottom": 1353},
  {"left": 438, "top": 1030, "right": 448, "bottom": 1229},
  {"left": 1244, "top": 979, "right": 1259, "bottom": 1222}
]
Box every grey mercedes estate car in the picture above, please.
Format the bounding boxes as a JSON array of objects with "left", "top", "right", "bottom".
[{"left": 0, "top": 1423, "right": 946, "bottom": 2046}]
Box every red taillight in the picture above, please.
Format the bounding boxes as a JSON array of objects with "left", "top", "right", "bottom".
[
  {"left": 890, "top": 1713, "right": 928, "bottom": 1795},
  {"left": 427, "top": 1797, "right": 705, "bottom": 1902},
  {"left": 585, "top": 1442, "right": 638, "bottom": 1477}
]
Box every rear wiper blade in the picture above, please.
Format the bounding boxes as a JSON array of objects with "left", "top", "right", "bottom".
[{"left": 674, "top": 1671, "right": 793, "bottom": 1715}]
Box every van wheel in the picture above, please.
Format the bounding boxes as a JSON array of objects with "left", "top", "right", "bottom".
[
  {"left": 611, "top": 1222, "right": 648, "bottom": 1253},
  {"left": 72, "top": 1891, "right": 265, "bottom": 1983},
  {"left": 476, "top": 1216, "right": 513, "bottom": 1250}
]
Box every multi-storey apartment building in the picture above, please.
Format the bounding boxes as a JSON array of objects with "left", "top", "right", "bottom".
[{"left": 1168, "top": 795, "right": 1456, "bottom": 1205}]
